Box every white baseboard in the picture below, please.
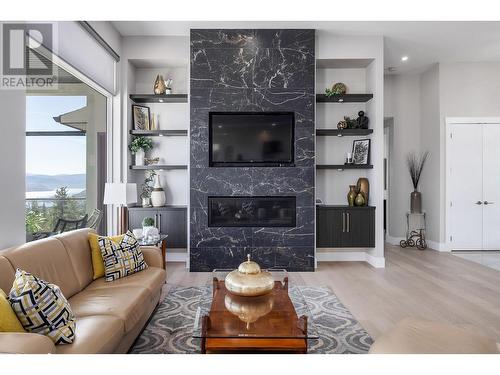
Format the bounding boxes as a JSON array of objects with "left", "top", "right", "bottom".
[
  {"left": 386, "top": 235, "right": 449, "bottom": 252},
  {"left": 317, "top": 250, "right": 385, "bottom": 268},
  {"left": 386, "top": 235, "right": 404, "bottom": 246}
]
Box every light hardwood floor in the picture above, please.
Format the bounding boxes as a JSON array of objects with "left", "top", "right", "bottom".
[{"left": 164, "top": 244, "right": 500, "bottom": 341}]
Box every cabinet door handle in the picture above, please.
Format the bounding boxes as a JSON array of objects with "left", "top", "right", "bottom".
[
  {"left": 484, "top": 201, "right": 494, "bottom": 205},
  {"left": 154, "top": 214, "right": 158, "bottom": 227},
  {"left": 342, "top": 212, "right": 345, "bottom": 233},
  {"left": 158, "top": 214, "right": 162, "bottom": 231},
  {"left": 347, "top": 212, "right": 350, "bottom": 233}
]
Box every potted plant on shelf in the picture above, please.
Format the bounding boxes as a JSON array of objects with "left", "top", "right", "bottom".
[
  {"left": 128, "top": 136, "right": 153, "bottom": 166},
  {"left": 406, "top": 151, "right": 429, "bottom": 213},
  {"left": 140, "top": 170, "right": 156, "bottom": 207},
  {"left": 142, "top": 216, "right": 158, "bottom": 239}
]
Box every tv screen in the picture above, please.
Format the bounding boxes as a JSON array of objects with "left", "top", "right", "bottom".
[{"left": 209, "top": 112, "right": 294, "bottom": 167}]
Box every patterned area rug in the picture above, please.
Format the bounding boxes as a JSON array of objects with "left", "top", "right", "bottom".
[{"left": 130, "top": 285, "right": 373, "bottom": 354}]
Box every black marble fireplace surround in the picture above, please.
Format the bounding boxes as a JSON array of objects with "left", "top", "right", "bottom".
[{"left": 190, "top": 29, "right": 315, "bottom": 271}]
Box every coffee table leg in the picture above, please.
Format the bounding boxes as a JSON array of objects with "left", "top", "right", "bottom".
[
  {"left": 161, "top": 239, "right": 167, "bottom": 270},
  {"left": 201, "top": 315, "right": 209, "bottom": 354}
]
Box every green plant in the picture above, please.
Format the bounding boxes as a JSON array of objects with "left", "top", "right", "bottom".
[
  {"left": 142, "top": 217, "right": 155, "bottom": 227},
  {"left": 140, "top": 170, "right": 156, "bottom": 199},
  {"left": 128, "top": 136, "right": 153, "bottom": 154},
  {"left": 26, "top": 210, "right": 46, "bottom": 233}
]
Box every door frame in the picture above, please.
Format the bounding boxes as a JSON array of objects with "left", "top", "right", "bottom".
[{"left": 445, "top": 117, "right": 500, "bottom": 252}]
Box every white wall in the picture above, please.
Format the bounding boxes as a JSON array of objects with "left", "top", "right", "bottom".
[
  {"left": 0, "top": 90, "right": 26, "bottom": 248},
  {"left": 384, "top": 74, "right": 421, "bottom": 239},
  {"left": 419, "top": 64, "right": 441, "bottom": 244}
]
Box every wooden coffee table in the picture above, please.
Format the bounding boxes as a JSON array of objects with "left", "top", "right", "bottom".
[{"left": 193, "top": 270, "right": 318, "bottom": 354}]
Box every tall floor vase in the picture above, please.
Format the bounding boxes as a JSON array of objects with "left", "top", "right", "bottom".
[{"left": 410, "top": 190, "right": 422, "bottom": 213}]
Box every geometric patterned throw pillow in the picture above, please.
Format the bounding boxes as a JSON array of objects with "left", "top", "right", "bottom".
[
  {"left": 98, "top": 230, "right": 148, "bottom": 282},
  {"left": 9, "top": 269, "right": 76, "bottom": 345}
]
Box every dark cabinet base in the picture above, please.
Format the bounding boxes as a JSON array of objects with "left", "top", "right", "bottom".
[
  {"left": 128, "top": 206, "right": 187, "bottom": 248},
  {"left": 316, "top": 206, "right": 375, "bottom": 248}
]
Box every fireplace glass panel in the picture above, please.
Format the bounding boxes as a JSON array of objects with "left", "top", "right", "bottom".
[{"left": 208, "top": 196, "right": 296, "bottom": 227}]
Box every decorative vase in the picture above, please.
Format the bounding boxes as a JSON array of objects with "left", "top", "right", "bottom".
[
  {"left": 356, "top": 177, "right": 369, "bottom": 205},
  {"left": 135, "top": 149, "right": 145, "bottom": 166},
  {"left": 151, "top": 174, "right": 166, "bottom": 207},
  {"left": 153, "top": 75, "right": 166, "bottom": 95},
  {"left": 355, "top": 193, "right": 366, "bottom": 206},
  {"left": 142, "top": 225, "right": 159, "bottom": 239},
  {"left": 224, "top": 254, "right": 274, "bottom": 297},
  {"left": 410, "top": 190, "right": 422, "bottom": 213},
  {"left": 141, "top": 197, "right": 152, "bottom": 207},
  {"left": 347, "top": 185, "right": 357, "bottom": 207}
]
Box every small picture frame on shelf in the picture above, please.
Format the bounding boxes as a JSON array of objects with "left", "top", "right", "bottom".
[
  {"left": 352, "top": 139, "right": 371, "bottom": 165},
  {"left": 132, "top": 105, "right": 151, "bottom": 130}
]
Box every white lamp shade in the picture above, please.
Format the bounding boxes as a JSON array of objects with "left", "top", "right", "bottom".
[{"left": 103, "top": 183, "right": 137, "bottom": 205}]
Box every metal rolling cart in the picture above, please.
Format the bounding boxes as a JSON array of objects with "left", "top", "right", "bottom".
[{"left": 400, "top": 212, "right": 427, "bottom": 250}]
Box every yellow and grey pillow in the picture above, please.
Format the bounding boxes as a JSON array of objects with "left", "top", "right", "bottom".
[
  {"left": 98, "top": 231, "right": 148, "bottom": 282},
  {"left": 9, "top": 269, "right": 76, "bottom": 345},
  {"left": 0, "top": 289, "right": 25, "bottom": 332},
  {"left": 88, "top": 233, "right": 125, "bottom": 280}
]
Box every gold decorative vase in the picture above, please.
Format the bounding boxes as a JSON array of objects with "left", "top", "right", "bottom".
[
  {"left": 154, "top": 74, "right": 166, "bottom": 95},
  {"left": 224, "top": 293, "right": 274, "bottom": 329},
  {"left": 224, "top": 255, "right": 274, "bottom": 297},
  {"left": 356, "top": 178, "right": 369, "bottom": 205}
]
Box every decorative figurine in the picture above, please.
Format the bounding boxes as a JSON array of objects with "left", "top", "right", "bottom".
[
  {"left": 337, "top": 120, "right": 348, "bottom": 129},
  {"left": 225, "top": 254, "right": 274, "bottom": 297},
  {"left": 154, "top": 75, "right": 166, "bottom": 95},
  {"left": 356, "top": 111, "right": 369, "bottom": 129}
]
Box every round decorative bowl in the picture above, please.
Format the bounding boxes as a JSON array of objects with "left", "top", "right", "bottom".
[{"left": 224, "top": 255, "right": 274, "bottom": 297}]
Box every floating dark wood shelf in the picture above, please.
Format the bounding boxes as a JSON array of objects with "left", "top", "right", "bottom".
[
  {"left": 316, "top": 204, "right": 375, "bottom": 209},
  {"left": 316, "top": 94, "right": 373, "bottom": 103},
  {"left": 129, "top": 165, "right": 188, "bottom": 170},
  {"left": 316, "top": 164, "right": 373, "bottom": 170},
  {"left": 316, "top": 129, "right": 373, "bottom": 136},
  {"left": 130, "top": 129, "right": 187, "bottom": 136},
  {"left": 129, "top": 94, "right": 188, "bottom": 103}
]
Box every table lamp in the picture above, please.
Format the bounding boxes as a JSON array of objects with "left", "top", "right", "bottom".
[{"left": 103, "top": 183, "right": 137, "bottom": 234}]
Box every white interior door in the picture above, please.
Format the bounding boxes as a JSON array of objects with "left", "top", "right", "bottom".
[
  {"left": 449, "top": 124, "right": 483, "bottom": 250},
  {"left": 482, "top": 124, "right": 500, "bottom": 250}
]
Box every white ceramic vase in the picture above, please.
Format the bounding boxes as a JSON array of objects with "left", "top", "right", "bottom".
[
  {"left": 151, "top": 174, "right": 166, "bottom": 207},
  {"left": 135, "top": 149, "right": 145, "bottom": 166}
]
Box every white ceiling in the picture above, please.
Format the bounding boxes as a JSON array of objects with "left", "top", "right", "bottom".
[{"left": 112, "top": 21, "right": 500, "bottom": 75}]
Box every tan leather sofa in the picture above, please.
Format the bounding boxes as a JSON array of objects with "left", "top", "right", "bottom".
[
  {"left": 0, "top": 228, "right": 166, "bottom": 354},
  {"left": 369, "top": 317, "right": 500, "bottom": 354}
]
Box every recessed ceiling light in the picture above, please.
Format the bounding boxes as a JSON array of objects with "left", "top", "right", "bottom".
[{"left": 401, "top": 56, "right": 409, "bottom": 62}]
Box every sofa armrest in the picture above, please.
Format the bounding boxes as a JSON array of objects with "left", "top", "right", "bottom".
[
  {"left": 141, "top": 246, "right": 163, "bottom": 269},
  {"left": 0, "top": 332, "right": 56, "bottom": 354}
]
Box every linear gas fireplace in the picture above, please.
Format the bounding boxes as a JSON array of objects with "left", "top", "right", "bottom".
[{"left": 208, "top": 196, "right": 296, "bottom": 227}]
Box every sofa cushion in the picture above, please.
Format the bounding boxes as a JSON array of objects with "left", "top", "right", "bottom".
[
  {"left": 88, "top": 232, "right": 125, "bottom": 280},
  {"left": 86, "top": 267, "right": 166, "bottom": 296},
  {"left": 55, "top": 315, "right": 124, "bottom": 354},
  {"left": 9, "top": 269, "right": 76, "bottom": 345},
  {"left": 56, "top": 228, "right": 96, "bottom": 290},
  {"left": 0, "top": 256, "right": 15, "bottom": 294},
  {"left": 2, "top": 237, "right": 81, "bottom": 299},
  {"left": 0, "top": 332, "right": 56, "bottom": 354},
  {"left": 99, "top": 231, "right": 147, "bottom": 282},
  {"left": 68, "top": 285, "right": 150, "bottom": 333}
]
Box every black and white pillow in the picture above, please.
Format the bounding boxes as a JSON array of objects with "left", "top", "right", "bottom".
[
  {"left": 9, "top": 269, "right": 76, "bottom": 345},
  {"left": 98, "top": 231, "right": 148, "bottom": 282}
]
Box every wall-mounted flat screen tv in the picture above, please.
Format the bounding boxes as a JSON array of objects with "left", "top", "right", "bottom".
[{"left": 209, "top": 112, "right": 294, "bottom": 167}]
